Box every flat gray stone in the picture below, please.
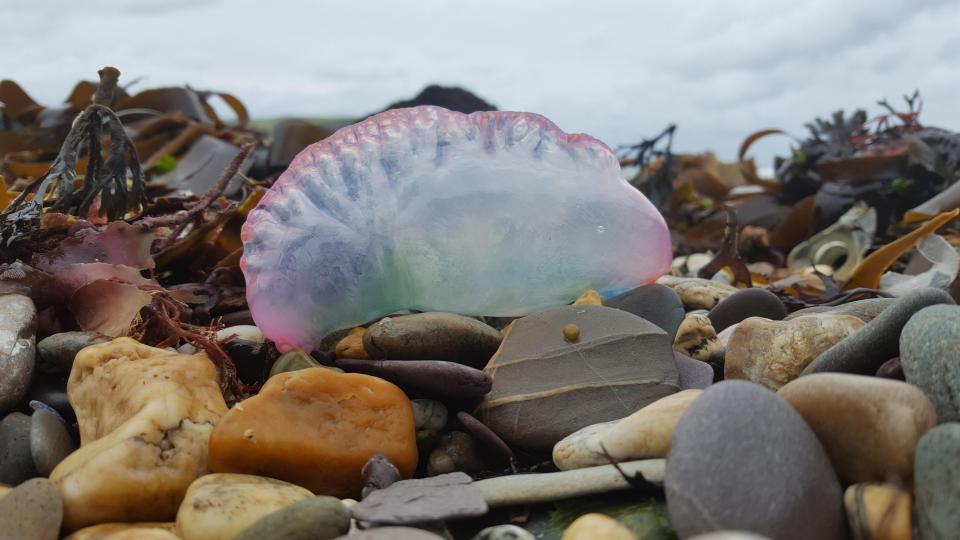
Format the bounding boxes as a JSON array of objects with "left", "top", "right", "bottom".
[
  {"left": 915, "top": 423, "right": 960, "bottom": 540},
  {"left": 605, "top": 284, "right": 686, "bottom": 341},
  {"left": 30, "top": 409, "right": 76, "bottom": 476},
  {"left": 474, "top": 459, "right": 665, "bottom": 507},
  {"left": 902, "top": 304, "right": 960, "bottom": 422},
  {"left": 675, "top": 352, "right": 714, "bottom": 389},
  {"left": 802, "top": 288, "right": 954, "bottom": 376},
  {"left": 665, "top": 380, "right": 845, "bottom": 540},
  {"left": 478, "top": 306, "right": 679, "bottom": 451},
  {"left": 0, "top": 412, "right": 38, "bottom": 485},
  {"left": 785, "top": 297, "right": 894, "bottom": 322},
  {"left": 351, "top": 472, "right": 487, "bottom": 525},
  {"left": 0, "top": 294, "right": 37, "bottom": 413},
  {"left": 0, "top": 477, "right": 62, "bottom": 540}
]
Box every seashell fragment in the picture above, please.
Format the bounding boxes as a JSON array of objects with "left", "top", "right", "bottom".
[{"left": 242, "top": 106, "right": 671, "bottom": 351}]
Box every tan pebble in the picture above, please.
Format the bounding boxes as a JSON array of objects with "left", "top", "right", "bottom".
[
  {"left": 656, "top": 276, "right": 738, "bottom": 310},
  {"left": 673, "top": 314, "right": 722, "bottom": 361},
  {"left": 725, "top": 314, "right": 864, "bottom": 390},
  {"left": 573, "top": 289, "right": 603, "bottom": 306},
  {"left": 50, "top": 338, "right": 228, "bottom": 531},
  {"left": 843, "top": 483, "right": 911, "bottom": 540},
  {"left": 554, "top": 390, "right": 702, "bottom": 469},
  {"left": 562, "top": 513, "right": 637, "bottom": 540},
  {"left": 563, "top": 324, "right": 581, "bottom": 342},
  {"left": 335, "top": 327, "right": 369, "bottom": 359},
  {"left": 176, "top": 473, "right": 312, "bottom": 540},
  {"left": 779, "top": 373, "right": 936, "bottom": 483},
  {"left": 64, "top": 523, "right": 179, "bottom": 540}
]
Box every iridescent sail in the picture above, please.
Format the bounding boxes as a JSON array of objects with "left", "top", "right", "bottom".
[{"left": 242, "top": 106, "right": 671, "bottom": 351}]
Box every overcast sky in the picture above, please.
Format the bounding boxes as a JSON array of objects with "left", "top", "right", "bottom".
[{"left": 2, "top": 0, "right": 958, "bottom": 168}]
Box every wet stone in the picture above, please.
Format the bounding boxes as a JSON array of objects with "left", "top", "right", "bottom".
[
  {"left": 30, "top": 408, "right": 76, "bottom": 476},
  {"left": 0, "top": 412, "right": 38, "bottom": 485}
]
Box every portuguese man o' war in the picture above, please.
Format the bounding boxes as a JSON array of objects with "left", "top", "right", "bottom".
[{"left": 241, "top": 106, "right": 672, "bottom": 352}]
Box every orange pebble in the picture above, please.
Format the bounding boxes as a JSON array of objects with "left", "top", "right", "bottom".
[{"left": 208, "top": 368, "right": 417, "bottom": 498}]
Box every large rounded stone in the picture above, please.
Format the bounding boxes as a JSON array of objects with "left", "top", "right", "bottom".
[
  {"left": 665, "top": 381, "right": 845, "bottom": 540},
  {"left": 0, "top": 478, "right": 63, "bottom": 540},
  {"left": 176, "top": 473, "right": 313, "bottom": 540},
  {"left": 478, "top": 306, "right": 679, "bottom": 452},
  {"left": 605, "top": 284, "right": 686, "bottom": 341},
  {"left": 901, "top": 304, "right": 960, "bottom": 422},
  {"left": 234, "top": 495, "right": 350, "bottom": 540},
  {"left": 51, "top": 338, "right": 229, "bottom": 531},
  {"left": 725, "top": 314, "right": 863, "bottom": 390},
  {"left": 0, "top": 294, "right": 37, "bottom": 413},
  {"left": 915, "top": 423, "right": 960, "bottom": 539},
  {"left": 803, "top": 287, "right": 954, "bottom": 376},
  {"left": 0, "top": 412, "right": 38, "bottom": 485},
  {"left": 30, "top": 408, "right": 77, "bottom": 476},
  {"left": 363, "top": 312, "right": 502, "bottom": 369},
  {"left": 707, "top": 288, "right": 786, "bottom": 333},
  {"left": 778, "top": 373, "right": 936, "bottom": 483},
  {"left": 209, "top": 368, "right": 417, "bottom": 498}
]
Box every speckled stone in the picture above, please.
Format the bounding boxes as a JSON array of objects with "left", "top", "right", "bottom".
[
  {"left": 785, "top": 298, "right": 894, "bottom": 323},
  {"left": 802, "top": 288, "right": 955, "bottom": 376},
  {"left": 915, "top": 423, "right": 960, "bottom": 540},
  {"left": 655, "top": 276, "right": 738, "bottom": 310},
  {"left": 30, "top": 409, "right": 76, "bottom": 476},
  {"left": 901, "top": 304, "right": 960, "bottom": 422},
  {"left": 0, "top": 478, "right": 62, "bottom": 540},
  {"left": 605, "top": 284, "right": 686, "bottom": 341},
  {"left": 707, "top": 288, "right": 786, "bottom": 333},
  {"left": 0, "top": 294, "right": 37, "bottom": 413},
  {"left": 665, "top": 381, "right": 845, "bottom": 540},
  {"left": 0, "top": 412, "right": 38, "bottom": 485},
  {"left": 234, "top": 495, "right": 350, "bottom": 540}
]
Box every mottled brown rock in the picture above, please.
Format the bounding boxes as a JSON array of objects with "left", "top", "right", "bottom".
[
  {"left": 363, "top": 312, "right": 502, "bottom": 368},
  {"left": 51, "top": 338, "right": 228, "bottom": 531},
  {"left": 778, "top": 373, "right": 936, "bottom": 483},
  {"left": 725, "top": 315, "right": 864, "bottom": 390},
  {"left": 673, "top": 314, "right": 722, "bottom": 361},
  {"left": 478, "top": 306, "right": 679, "bottom": 452},
  {"left": 655, "top": 276, "right": 738, "bottom": 310},
  {"left": 209, "top": 368, "right": 417, "bottom": 498},
  {"left": 176, "top": 473, "right": 312, "bottom": 540}
]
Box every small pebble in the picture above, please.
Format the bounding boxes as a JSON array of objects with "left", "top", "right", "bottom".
[
  {"left": 563, "top": 323, "right": 580, "bottom": 342},
  {"left": 915, "top": 423, "right": 960, "bottom": 539},
  {"left": 471, "top": 524, "right": 535, "bottom": 540},
  {"left": 411, "top": 399, "right": 448, "bottom": 431},
  {"left": 234, "top": 495, "right": 350, "bottom": 540},
  {"left": 573, "top": 289, "right": 602, "bottom": 306},
  {"left": 0, "top": 478, "right": 63, "bottom": 540},
  {"left": 30, "top": 408, "right": 77, "bottom": 476},
  {"left": 707, "top": 287, "right": 786, "bottom": 332},
  {"left": 0, "top": 412, "right": 38, "bottom": 485},
  {"left": 36, "top": 331, "right": 109, "bottom": 376},
  {"left": 561, "top": 513, "right": 637, "bottom": 540},
  {"left": 269, "top": 348, "right": 323, "bottom": 377},
  {"left": 674, "top": 352, "right": 714, "bottom": 389},
  {"left": 843, "top": 483, "right": 911, "bottom": 540},
  {"left": 673, "top": 313, "right": 722, "bottom": 361},
  {"left": 335, "top": 327, "right": 369, "bottom": 359}
]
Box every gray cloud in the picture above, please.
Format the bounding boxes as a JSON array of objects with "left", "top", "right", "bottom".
[{"left": 1, "top": 0, "right": 957, "bottom": 168}]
